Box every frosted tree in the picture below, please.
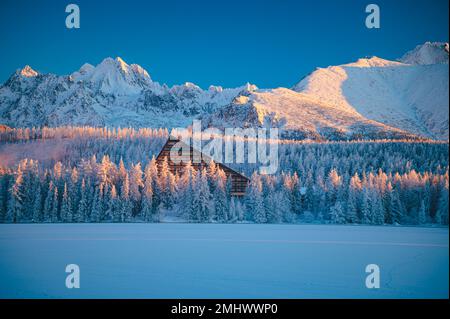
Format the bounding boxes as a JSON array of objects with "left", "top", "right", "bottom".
[
  {"left": 51, "top": 186, "right": 59, "bottom": 223},
  {"left": 276, "top": 191, "right": 292, "bottom": 223},
  {"left": 327, "top": 168, "right": 342, "bottom": 205},
  {"left": 212, "top": 169, "right": 228, "bottom": 222},
  {"left": 207, "top": 160, "right": 218, "bottom": 193},
  {"left": 192, "top": 168, "right": 213, "bottom": 222},
  {"left": 390, "top": 190, "right": 405, "bottom": 225},
  {"left": 361, "top": 187, "right": 372, "bottom": 224},
  {"left": 76, "top": 179, "right": 89, "bottom": 223},
  {"left": 21, "top": 160, "right": 39, "bottom": 222},
  {"left": 383, "top": 182, "right": 394, "bottom": 224},
  {"left": 180, "top": 162, "right": 197, "bottom": 222},
  {"left": 330, "top": 201, "right": 346, "bottom": 224},
  {"left": 291, "top": 172, "right": 303, "bottom": 215},
  {"left": 61, "top": 183, "right": 73, "bottom": 223},
  {"left": 120, "top": 173, "right": 132, "bottom": 222},
  {"left": 68, "top": 167, "right": 79, "bottom": 218},
  {"left": 347, "top": 173, "right": 362, "bottom": 223},
  {"left": 0, "top": 174, "right": 10, "bottom": 222},
  {"left": 418, "top": 200, "right": 427, "bottom": 225},
  {"left": 141, "top": 167, "right": 154, "bottom": 222},
  {"left": 371, "top": 192, "right": 385, "bottom": 225},
  {"left": 234, "top": 200, "right": 245, "bottom": 222},
  {"left": 143, "top": 157, "right": 160, "bottom": 218},
  {"left": 157, "top": 157, "right": 173, "bottom": 209},
  {"left": 167, "top": 172, "right": 177, "bottom": 209},
  {"left": 53, "top": 161, "right": 63, "bottom": 180},
  {"left": 129, "top": 162, "right": 144, "bottom": 215},
  {"left": 32, "top": 183, "right": 43, "bottom": 223},
  {"left": 70, "top": 167, "right": 79, "bottom": 186},
  {"left": 118, "top": 158, "right": 127, "bottom": 186},
  {"left": 263, "top": 183, "right": 282, "bottom": 223},
  {"left": 228, "top": 197, "right": 237, "bottom": 223},
  {"left": 90, "top": 188, "right": 102, "bottom": 223},
  {"left": 105, "top": 185, "right": 118, "bottom": 222},
  {"left": 43, "top": 181, "right": 55, "bottom": 222},
  {"left": 435, "top": 183, "right": 449, "bottom": 225},
  {"left": 97, "top": 155, "right": 116, "bottom": 186},
  {"left": 6, "top": 166, "right": 24, "bottom": 223},
  {"left": 245, "top": 173, "right": 266, "bottom": 223}
]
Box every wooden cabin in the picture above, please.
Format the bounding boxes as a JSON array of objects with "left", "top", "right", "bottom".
[{"left": 155, "top": 137, "right": 249, "bottom": 196}]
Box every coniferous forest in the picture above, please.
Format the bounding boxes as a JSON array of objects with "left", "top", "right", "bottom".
[{"left": 0, "top": 126, "right": 448, "bottom": 225}]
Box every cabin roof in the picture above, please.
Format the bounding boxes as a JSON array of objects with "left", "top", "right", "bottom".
[{"left": 156, "top": 136, "right": 249, "bottom": 181}]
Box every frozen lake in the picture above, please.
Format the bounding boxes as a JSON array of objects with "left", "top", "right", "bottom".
[{"left": 0, "top": 224, "right": 448, "bottom": 298}]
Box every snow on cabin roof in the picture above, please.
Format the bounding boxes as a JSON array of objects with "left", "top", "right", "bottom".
[{"left": 156, "top": 137, "right": 249, "bottom": 181}]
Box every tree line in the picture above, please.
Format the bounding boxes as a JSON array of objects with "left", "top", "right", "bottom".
[{"left": 0, "top": 126, "right": 448, "bottom": 225}]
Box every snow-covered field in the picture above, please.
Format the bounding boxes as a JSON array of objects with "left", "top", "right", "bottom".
[{"left": 0, "top": 224, "right": 448, "bottom": 298}]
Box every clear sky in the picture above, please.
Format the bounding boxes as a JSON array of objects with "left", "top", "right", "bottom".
[{"left": 0, "top": 0, "right": 448, "bottom": 88}]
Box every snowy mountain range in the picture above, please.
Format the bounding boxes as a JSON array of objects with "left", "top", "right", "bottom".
[{"left": 0, "top": 42, "right": 448, "bottom": 140}]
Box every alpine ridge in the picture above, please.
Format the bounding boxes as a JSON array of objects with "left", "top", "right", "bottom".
[{"left": 0, "top": 42, "right": 448, "bottom": 140}]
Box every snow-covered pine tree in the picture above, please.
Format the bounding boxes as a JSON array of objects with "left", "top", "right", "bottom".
[
  {"left": 43, "top": 181, "right": 55, "bottom": 223},
  {"left": 51, "top": 186, "right": 59, "bottom": 223},
  {"left": 361, "top": 187, "right": 372, "bottom": 224},
  {"left": 207, "top": 160, "right": 217, "bottom": 193},
  {"left": 212, "top": 168, "right": 228, "bottom": 222},
  {"left": 330, "top": 201, "right": 346, "bottom": 224},
  {"left": 371, "top": 192, "right": 385, "bottom": 225},
  {"left": 141, "top": 166, "right": 154, "bottom": 222},
  {"left": 157, "top": 157, "right": 173, "bottom": 209},
  {"left": 390, "top": 190, "right": 405, "bottom": 225},
  {"left": 418, "top": 199, "right": 427, "bottom": 225},
  {"left": 120, "top": 173, "right": 132, "bottom": 222},
  {"left": 228, "top": 197, "right": 237, "bottom": 223},
  {"left": 32, "top": 182, "right": 43, "bottom": 223},
  {"left": 276, "top": 190, "right": 292, "bottom": 223},
  {"left": 129, "top": 163, "right": 144, "bottom": 217},
  {"left": 291, "top": 172, "right": 303, "bottom": 215},
  {"left": 347, "top": 173, "right": 362, "bottom": 223},
  {"left": 61, "top": 182, "right": 73, "bottom": 223},
  {"left": 193, "top": 168, "right": 213, "bottom": 222},
  {"left": 0, "top": 174, "right": 11, "bottom": 222},
  {"left": 245, "top": 173, "right": 266, "bottom": 223},
  {"left": 6, "top": 166, "right": 24, "bottom": 223},
  {"left": 75, "top": 178, "right": 88, "bottom": 223},
  {"left": 90, "top": 187, "right": 102, "bottom": 223},
  {"left": 435, "top": 182, "right": 449, "bottom": 225},
  {"left": 104, "top": 184, "right": 118, "bottom": 222},
  {"left": 147, "top": 157, "right": 161, "bottom": 218}
]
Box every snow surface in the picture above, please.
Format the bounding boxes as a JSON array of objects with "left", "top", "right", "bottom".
[{"left": 0, "top": 224, "right": 448, "bottom": 298}]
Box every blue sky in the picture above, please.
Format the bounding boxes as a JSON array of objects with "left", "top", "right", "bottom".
[{"left": 0, "top": 0, "right": 448, "bottom": 88}]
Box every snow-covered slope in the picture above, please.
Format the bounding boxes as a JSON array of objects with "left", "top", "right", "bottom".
[
  {"left": 399, "top": 42, "right": 449, "bottom": 65},
  {"left": 0, "top": 42, "right": 448, "bottom": 140},
  {"left": 292, "top": 43, "right": 449, "bottom": 139},
  {"left": 204, "top": 87, "right": 417, "bottom": 140}
]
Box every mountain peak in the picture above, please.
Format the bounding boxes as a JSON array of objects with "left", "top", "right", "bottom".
[
  {"left": 96, "top": 57, "right": 150, "bottom": 79},
  {"left": 130, "top": 63, "right": 150, "bottom": 79},
  {"left": 18, "top": 65, "right": 38, "bottom": 78},
  {"left": 399, "top": 42, "right": 449, "bottom": 65},
  {"left": 99, "top": 56, "right": 124, "bottom": 67},
  {"left": 115, "top": 56, "right": 128, "bottom": 70},
  {"left": 115, "top": 56, "right": 126, "bottom": 63}
]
